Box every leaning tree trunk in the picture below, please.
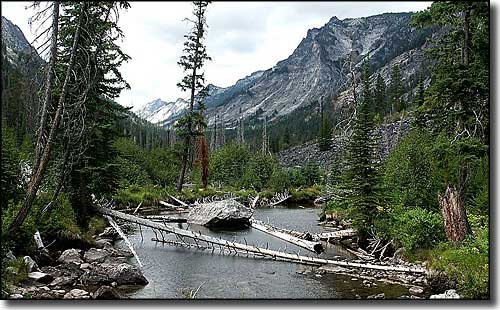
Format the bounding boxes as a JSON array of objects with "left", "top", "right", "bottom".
[
  {"left": 33, "top": 1, "right": 60, "bottom": 175},
  {"left": 5, "top": 2, "right": 85, "bottom": 241},
  {"left": 438, "top": 185, "right": 472, "bottom": 243}
]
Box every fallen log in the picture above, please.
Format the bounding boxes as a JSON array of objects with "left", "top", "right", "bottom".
[
  {"left": 159, "top": 200, "right": 178, "bottom": 209},
  {"left": 250, "top": 219, "right": 324, "bottom": 254},
  {"left": 133, "top": 201, "right": 143, "bottom": 215},
  {"left": 144, "top": 215, "right": 187, "bottom": 223},
  {"left": 104, "top": 215, "right": 143, "bottom": 268},
  {"left": 169, "top": 195, "right": 189, "bottom": 207},
  {"left": 94, "top": 206, "right": 426, "bottom": 274},
  {"left": 312, "top": 229, "right": 356, "bottom": 241}
]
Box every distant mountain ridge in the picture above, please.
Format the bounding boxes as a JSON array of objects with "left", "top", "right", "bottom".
[{"left": 120, "top": 12, "right": 433, "bottom": 128}]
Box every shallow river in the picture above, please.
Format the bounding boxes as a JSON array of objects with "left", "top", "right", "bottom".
[{"left": 119, "top": 205, "right": 409, "bottom": 299}]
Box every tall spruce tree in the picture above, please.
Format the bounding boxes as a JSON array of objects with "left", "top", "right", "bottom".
[
  {"left": 175, "top": 1, "right": 211, "bottom": 192},
  {"left": 374, "top": 73, "right": 387, "bottom": 116},
  {"left": 342, "top": 58, "right": 383, "bottom": 243},
  {"left": 319, "top": 97, "right": 332, "bottom": 151},
  {"left": 388, "top": 65, "right": 404, "bottom": 113}
]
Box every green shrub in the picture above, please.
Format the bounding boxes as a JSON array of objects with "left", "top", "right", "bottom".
[
  {"left": 289, "top": 168, "right": 306, "bottom": 187},
  {"left": 37, "top": 194, "right": 80, "bottom": 234},
  {"left": 241, "top": 153, "right": 275, "bottom": 191},
  {"left": 392, "top": 207, "right": 445, "bottom": 252},
  {"left": 268, "top": 168, "right": 291, "bottom": 192},
  {"left": 383, "top": 129, "right": 438, "bottom": 211},
  {"left": 210, "top": 143, "right": 251, "bottom": 186},
  {"left": 430, "top": 227, "right": 489, "bottom": 299},
  {"left": 1, "top": 201, "right": 36, "bottom": 255},
  {"left": 116, "top": 156, "right": 151, "bottom": 187},
  {"left": 302, "top": 161, "right": 322, "bottom": 186},
  {"left": 87, "top": 216, "right": 107, "bottom": 237},
  {"left": 1, "top": 257, "right": 28, "bottom": 294}
]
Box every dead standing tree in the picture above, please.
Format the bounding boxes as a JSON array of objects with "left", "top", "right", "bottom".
[
  {"left": 6, "top": 2, "right": 86, "bottom": 240},
  {"left": 176, "top": 1, "right": 212, "bottom": 192}
]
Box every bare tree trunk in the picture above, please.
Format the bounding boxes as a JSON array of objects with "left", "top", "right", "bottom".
[
  {"left": 33, "top": 1, "right": 60, "bottom": 175},
  {"left": 438, "top": 185, "right": 472, "bottom": 243},
  {"left": 463, "top": 6, "right": 471, "bottom": 66},
  {"left": 5, "top": 2, "right": 85, "bottom": 240}
]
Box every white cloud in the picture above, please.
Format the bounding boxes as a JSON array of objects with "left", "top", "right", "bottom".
[{"left": 1, "top": 1, "right": 432, "bottom": 109}]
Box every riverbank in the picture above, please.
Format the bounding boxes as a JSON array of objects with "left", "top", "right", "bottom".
[{"left": 3, "top": 226, "right": 148, "bottom": 299}]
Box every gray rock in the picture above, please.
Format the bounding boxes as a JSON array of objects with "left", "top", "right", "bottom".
[
  {"left": 80, "top": 263, "right": 91, "bottom": 270},
  {"left": 9, "top": 294, "right": 23, "bottom": 299},
  {"left": 429, "top": 289, "right": 461, "bottom": 299},
  {"left": 367, "top": 293, "right": 385, "bottom": 299},
  {"left": 188, "top": 199, "right": 253, "bottom": 229},
  {"left": 409, "top": 286, "right": 424, "bottom": 295},
  {"left": 63, "top": 288, "right": 90, "bottom": 299},
  {"left": 98, "top": 227, "right": 118, "bottom": 239},
  {"left": 5, "top": 250, "right": 16, "bottom": 263},
  {"left": 57, "top": 249, "right": 83, "bottom": 264},
  {"left": 95, "top": 238, "right": 113, "bottom": 249},
  {"left": 23, "top": 256, "right": 39, "bottom": 272},
  {"left": 79, "top": 262, "right": 148, "bottom": 286},
  {"left": 83, "top": 248, "right": 111, "bottom": 263},
  {"left": 28, "top": 272, "right": 54, "bottom": 284},
  {"left": 92, "top": 286, "right": 122, "bottom": 299}
]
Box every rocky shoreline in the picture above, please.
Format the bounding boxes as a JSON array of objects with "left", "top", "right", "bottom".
[{"left": 4, "top": 227, "right": 148, "bottom": 300}]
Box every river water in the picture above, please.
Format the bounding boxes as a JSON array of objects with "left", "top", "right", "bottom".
[{"left": 119, "top": 205, "right": 409, "bottom": 299}]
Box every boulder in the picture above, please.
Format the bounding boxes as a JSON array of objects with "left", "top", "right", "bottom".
[
  {"left": 23, "top": 256, "right": 39, "bottom": 272},
  {"left": 63, "top": 288, "right": 90, "bottom": 299},
  {"left": 107, "top": 263, "right": 148, "bottom": 285},
  {"left": 426, "top": 269, "right": 455, "bottom": 293},
  {"left": 94, "top": 238, "right": 113, "bottom": 249},
  {"left": 429, "top": 289, "right": 461, "bottom": 299},
  {"left": 83, "top": 248, "right": 111, "bottom": 263},
  {"left": 79, "top": 262, "right": 148, "bottom": 286},
  {"left": 28, "top": 272, "right": 54, "bottom": 284},
  {"left": 409, "top": 286, "right": 424, "bottom": 295},
  {"left": 57, "top": 249, "right": 83, "bottom": 264},
  {"left": 187, "top": 199, "right": 253, "bottom": 229},
  {"left": 92, "top": 286, "right": 122, "bottom": 299}
]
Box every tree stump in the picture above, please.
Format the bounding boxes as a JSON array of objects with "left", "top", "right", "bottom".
[{"left": 438, "top": 185, "right": 471, "bottom": 242}]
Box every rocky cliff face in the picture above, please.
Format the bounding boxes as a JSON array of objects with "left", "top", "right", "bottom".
[
  {"left": 1, "top": 16, "right": 42, "bottom": 67},
  {"left": 277, "top": 118, "right": 413, "bottom": 169},
  {"left": 139, "top": 12, "right": 431, "bottom": 128}
]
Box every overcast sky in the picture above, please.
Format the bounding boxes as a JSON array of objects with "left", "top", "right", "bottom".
[{"left": 2, "top": 1, "right": 431, "bottom": 109}]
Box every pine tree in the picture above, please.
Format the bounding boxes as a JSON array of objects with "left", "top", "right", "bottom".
[
  {"left": 318, "top": 97, "right": 332, "bottom": 151},
  {"left": 388, "top": 65, "right": 404, "bottom": 113},
  {"left": 175, "top": 1, "right": 211, "bottom": 192},
  {"left": 374, "top": 73, "right": 387, "bottom": 116},
  {"left": 341, "top": 58, "right": 383, "bottom": 243},
  {"left": 414, "top": 74, "right": 425, "bottom": 107}
]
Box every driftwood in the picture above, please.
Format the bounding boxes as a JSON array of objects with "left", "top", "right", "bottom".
[
  {"left": 169, "top": 195, "right": 189, "bottom": 207},
  {"left": 159, "top": 200, "right": 178, "bottom": 209},
  {"left": 104, "top": 215, "right": 143, "bottom": 268},
  {"left": 269, "top": 191, "right": 291, "bottom": 207},
  {"left": 133, "top": 201, "right": 143, "bottom": 215},
  {"left": 33, "top": 230, "right": 49, "bottom": 254},
  {"left": 250, "top": 219, "right": 324, "bottom": 254},
  {"left": 95, "top": 206, "right": 426, "bottom": 274},
  {"left": 144, "top": 215, "right": 187, "bottom": 223},
  {"left": 312, "top": 229, "right": 356, "bottom": 241}
]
